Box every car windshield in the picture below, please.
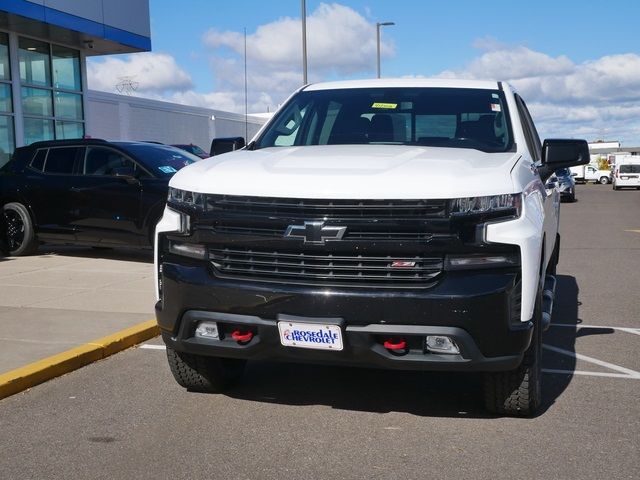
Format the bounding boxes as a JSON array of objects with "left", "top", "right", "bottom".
[
  {"left": 190, "top": 145, "right": 207, "bottom": 156},
  {"left": 255, "top": 87, "right": 513, "bottom": 153},
  {"left": 174, "top": 144, "right": 206, "bottom": 156},
  {"left": 117, "top": 143, "right": 199, "bottom": 177}
]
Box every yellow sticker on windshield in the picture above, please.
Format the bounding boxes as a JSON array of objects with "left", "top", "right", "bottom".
[{"left": 371, "top": 102, "right": 397, "bottom": 109}]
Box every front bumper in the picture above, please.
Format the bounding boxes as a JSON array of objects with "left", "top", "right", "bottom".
[{"left": 156, "top": 262, "right": 532, "bottom": 372}]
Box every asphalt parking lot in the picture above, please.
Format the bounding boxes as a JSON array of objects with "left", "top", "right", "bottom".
[{"left": 0, "top": 185, "right": 638, "bottom": 480}]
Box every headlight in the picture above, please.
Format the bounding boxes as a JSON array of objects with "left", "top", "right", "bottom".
[
  {"left": 168, "top": 187, "right": 206, "bottom": 210},
  {"left": 449, "top": 194, "right": 521, "bottom": 217}
]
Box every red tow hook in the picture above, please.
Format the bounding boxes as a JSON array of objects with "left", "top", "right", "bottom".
[
  {"left": 231, "top": 330, "right": 254, "bottom": 343},
  {"left": 383, "top": 338, "right": 407, "bottom": 351}
]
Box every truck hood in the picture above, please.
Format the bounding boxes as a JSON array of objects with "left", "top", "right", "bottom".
[{"left": 170, "top": 145, "right": 521, "bottom": 199}]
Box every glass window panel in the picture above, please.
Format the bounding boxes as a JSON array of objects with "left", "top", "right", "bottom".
[
  {"left": 54, "top": 92, "right": 83, "bottom": 120},
  {"left": 55, "top": 121, "right": 84, "bottom": 140},
  {"left": 84, "top": 147, "right": 136, "bottom": 176},
  {"left": 0, "top": 32, "right": 9, "bottom": 80},
  {"left": 24, "top": 117, "right": 54, "bottom": 145},
  {"left": 0, "top": 83, "right": 12, "bottom": 113},
  {"left": 0, "top": 115, "right": 15, "bottom": 169},
  {"left": 22, "top": 87, "right": 53, "bottom": 116},
  {"left": 52, "top": 45, "right": 81, "bottom": 91},
  {"left": 43, "top": 147, "right": 78, "bottom": 174},
  {"left": 30, "top": 148, "right": 47, "bottom": 171},
  {"left": 19, "top": 38, "right": 51, "bottom": 87}
]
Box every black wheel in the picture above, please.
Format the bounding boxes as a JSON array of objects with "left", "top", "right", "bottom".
[
  {"left": 166, "top": 347, "right": 246, "bottom": 392},
  {"left": 483, "top": 289, "right": 542, "bottom": 416},
  {"left": 599, "top": 176, "right": 609, "bottom": 185},
  {"left": 3, "top": 202, "right": 39, "bottom": 256}
]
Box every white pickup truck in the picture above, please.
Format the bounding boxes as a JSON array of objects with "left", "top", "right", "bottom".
[
  {"left": 155, "top": 79, "right": 589, "bottom": 416},
  {"left": 570, "top": 164, "right": 612, "bottom": 184}
]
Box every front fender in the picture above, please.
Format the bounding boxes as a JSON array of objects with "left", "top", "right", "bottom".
[{"left": 486, "top": 184, "right": 545, "bottom": 322}]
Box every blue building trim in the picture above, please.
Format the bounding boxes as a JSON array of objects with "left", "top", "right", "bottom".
[
  {"left": 1, "top": 0, "right": 151, "bottom": 51},
  {"left": 104, "top": 26, "right": 151, "bottom": 52},
  {"left": 44, "top": 7, "right": 105, "bottom": 38}
]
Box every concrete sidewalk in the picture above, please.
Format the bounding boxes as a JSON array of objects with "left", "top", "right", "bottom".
[{"left": 0, "top": 246, "right": 157, "bottom": 375}]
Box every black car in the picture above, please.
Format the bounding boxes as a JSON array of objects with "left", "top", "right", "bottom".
[
  {"left": 0, "top": 139, "right": 198, "bottom": 256},
  {"left": 554, "top": 167, "right": 576, "bottom": 202}
]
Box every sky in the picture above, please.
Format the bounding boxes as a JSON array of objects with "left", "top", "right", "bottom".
[{"left": 87, "top": 0, "right": 640, "bottom": 146}]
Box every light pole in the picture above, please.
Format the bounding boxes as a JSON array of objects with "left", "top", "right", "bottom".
[
  {"left": 376, "top": 21, "right": 395, "bottom": 79},
  {"left": 302, "top": 0, "right": 308, "bottom": 84}
]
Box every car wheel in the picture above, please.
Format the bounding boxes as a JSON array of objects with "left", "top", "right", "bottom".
[
  {"left": 3, "top": 202, "right": 39, "bottom": 256},
  {"left": 483, "top": 287, "right": 542, "bottom": 416},
  {"left": 166, "top": 346, "right": 246, "bottom": 392},
  {"left": 599, "top": 176, "right": 609, "bottom": 185}
]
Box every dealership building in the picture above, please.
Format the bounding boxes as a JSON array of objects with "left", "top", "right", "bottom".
[{"left": 0, "top": 0, "right": 264, "bottom": 168}]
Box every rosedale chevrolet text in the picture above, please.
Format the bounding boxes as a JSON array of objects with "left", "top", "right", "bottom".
[{"left": 155, "top": 79, "right": 589, "bottom": 416}]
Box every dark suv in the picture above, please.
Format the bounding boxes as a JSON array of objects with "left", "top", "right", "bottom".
[{"left": 0, "top": 139, "right": 198, "bottom": 256}]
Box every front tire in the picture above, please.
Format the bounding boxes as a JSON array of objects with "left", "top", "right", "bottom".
[
  {"left": 166, "top": 347, "right": 246, "bottom": 392},
  {"left": 599, "top": 176, "right": 609, "bottom": 185},
  {"left": 483, "top": 290, "right": 542, "bottom": 416},
  {"left": 3, "top": 202, "right": 39, "bottom": 256}
]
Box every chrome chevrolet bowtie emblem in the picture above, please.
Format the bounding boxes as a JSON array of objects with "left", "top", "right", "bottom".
[{"left": 284, "top": 222, "right": 347, "bottom": 244}]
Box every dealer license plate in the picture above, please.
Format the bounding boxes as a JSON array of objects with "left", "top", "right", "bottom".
[{"left": 277, "top": 321, "right": 343, "bottom": 351}]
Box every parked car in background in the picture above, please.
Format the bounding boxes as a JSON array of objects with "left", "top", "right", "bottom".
[
  {"left": 171, "top": 144, "right": 209, "bottom": 159},
  {"left": 0, "top": 139, "right": 199, "bottom": 256},
  {"left": 554, "top": 168, "right": 577, "bottom": 202},
  {"left": 613, "top": 156, "right": 640, "bottom": 190},
  {"left": 569, "top": 164, "right": 610, "bottom": 184},
  {"left": 584, "top": 165, "right": 612, "bottom": 184}
]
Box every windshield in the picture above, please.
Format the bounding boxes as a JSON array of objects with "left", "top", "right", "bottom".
[
  {"left": 117, "top": 143, "right": 199, "bottom": 177},
  {"left": 256, "top": 87, "right": 513, "bottom": 153}
]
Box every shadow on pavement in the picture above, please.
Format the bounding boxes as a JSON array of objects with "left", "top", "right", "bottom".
[
  {"left": 230, "top": 362, "right": 491, "bottom": 418},
  {"left": 538, "top": 274, "right": 613, "bottom": 414}
]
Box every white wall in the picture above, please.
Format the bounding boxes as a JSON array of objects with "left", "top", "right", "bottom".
[{"left": 86, "top": 91, "right": 266, "bottom": 150}]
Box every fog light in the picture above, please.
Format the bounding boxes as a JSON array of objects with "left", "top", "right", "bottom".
[
  {"left": 195, "top": 321, "right": 219, "bottom": 339},
  {"left": 426, "top": 335, "right": 459, "bottom": 354},
  {"left": 169, "top": 241, "right": 207, "bottom": 259},
  {"left": 445, "top": 254, "right": 519, "bottom": 270}
]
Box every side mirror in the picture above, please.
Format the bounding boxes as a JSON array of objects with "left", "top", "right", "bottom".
[
  {"left": 539, "top": 139, "right": 589, "bottom": 181},
  {"left": 210, "top": 137, "right": 245, "bottom": 157}
]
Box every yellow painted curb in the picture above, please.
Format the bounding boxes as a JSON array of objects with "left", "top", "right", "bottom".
[{"left": 0, "top": 319, "right": 159, "bottom": 400}]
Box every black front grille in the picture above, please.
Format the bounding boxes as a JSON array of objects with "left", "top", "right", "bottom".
[
  {"left": 206, "top": 195, "right": 447, "bottom": 218},
  {"left": 210, "top": 225, "right": 445, "bottom": 242},
  {"left": 210, "top": 248, "right": 443, "bottom": 288}
]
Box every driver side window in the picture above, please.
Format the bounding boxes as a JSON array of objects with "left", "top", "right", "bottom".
[{"left": 84, "top": 147, "right": 136, "bottom": 176}]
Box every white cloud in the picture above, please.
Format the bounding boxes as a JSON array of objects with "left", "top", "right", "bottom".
[
  {"left": 203, "top": 3, "right": 390, "bottom": 75},
  {"left": 201, "top": 2, "right": 393, "bottom": 111},
  {"left": 85, "top": 7, "right": 640, "bottom": 145},
  {"left": 88, "top": 4, "right": 391, "bottom": 115},
  {"left": 436, "top": 43, "right": 640, "bottom": 144},
  {"left": 87, "top": 52, "right": 193, "bottom": 95}
]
